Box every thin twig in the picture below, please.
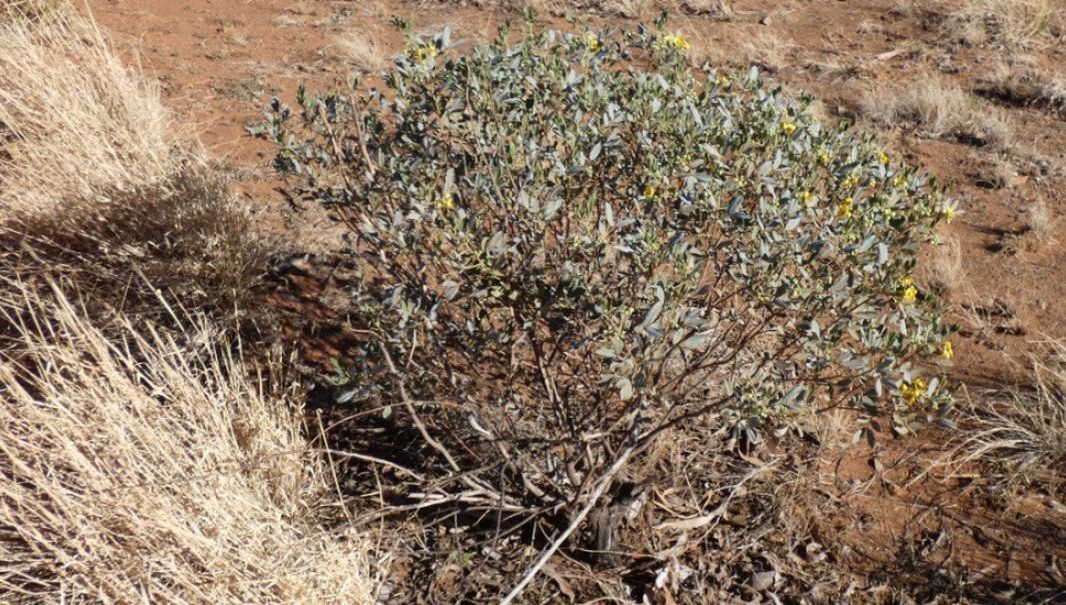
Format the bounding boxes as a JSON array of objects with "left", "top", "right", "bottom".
[
  {"left": 381, "top": 347, "right": 461, "bottom": 473},
  {"left": 317, "top": 410, "right": 353, "bottom": 523},
  {"left": 317, "top": 101, "right": 353, "bottom": 191},
  {"left": 346, "top": 88, "right": 378, "bottom": 180},
  {"left": 499, "top": 416, "right": 641, "bottom": 605},
  {"left": 654, "top": 459, "right": 775, "bottom": 532},
  {"left": 310, "top": 448, "right": 425, "bottom": 481},
  {"left": 380, "top": 347, "right": 513, "bottom": 506}
]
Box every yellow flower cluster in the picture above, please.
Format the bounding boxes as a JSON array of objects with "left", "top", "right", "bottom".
[
  {"left": 643, "top": 185, "right": 657, "bottom": 199},
  {"left": 409, "top": 44, "right": 439, "bottom": 62},
  {"left": 583, "top": 33, "right": 600, "bottom": 52},
  {"left": 942, "top": 205, "right": 956, "bottom": 223},
  {"left": 900, "top": 378, "right": 927, "bottom": 406},
  {"left": 780, "top": 121, "right": 798, "bottom": 136},
  {"left": 891, "top": 174, "right": 907, "bottom": 189},
  {"left": 879, "top": 150, "right": 890, "bottom": 165},
  {"left": 437, "top": 192, "right": 454, "bottom": 211},
  {"left": 652, "top": 33, "right": 689, "bottom": 52},
  {"left": 799, "top": 190, "right": 814, "bottom": 205},
  {"left": 841, "top": 172, "right": 860, "bottom": 189},
  {"left": 818, "top": 150, "right": 831, "bottom": 165},
  {"left": 899, "top": 277, "right": 917, "bottom": 304},
  {"left": 837, "top": 196, "right": 852, "bottom": 218},
  {"left": 941, "top": 340, "right": 954, "bottom": 360}
]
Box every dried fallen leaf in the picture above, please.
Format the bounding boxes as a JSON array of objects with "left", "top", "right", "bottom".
[{"left": 751, "top": 570, "right": 777, "bottom": 591}]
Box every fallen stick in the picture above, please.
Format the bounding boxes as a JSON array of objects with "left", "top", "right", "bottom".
[{"left": 499, "top": 439, "right": 636, "bottom": 605}]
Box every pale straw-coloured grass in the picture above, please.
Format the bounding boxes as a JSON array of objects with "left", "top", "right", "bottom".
[
  {"left": 0, "top": 282, "right": 377, "bottom": 603},
  {"left": 0, "top": 1, "right": 178, "bottom": 215}
]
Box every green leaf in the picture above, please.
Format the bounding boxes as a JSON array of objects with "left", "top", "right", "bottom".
[{"left": 680, "top": 333, "right": 711, "bottom": 350}]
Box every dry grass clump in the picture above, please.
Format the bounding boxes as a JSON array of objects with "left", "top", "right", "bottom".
[
  {"left": 0, "top": 6, "right": 375, "bottom": 601},
  {"left": 735, "top": 31, "right": 794, "bottom": 71},
  {"left": 674, "top": 0, "right": 733, "bottom": 16},
  {"left": 0, "top": 283, "right": 376, "bottom": 604},
  {"left": 0, "top": 169, "right": 270, "bottom": 324},
  {"left": 945, "top": 0, "right": 1066, "bottom": 48},
  {"left": 573, "top": 0, "right": 656, "bottom": 17},
  {"left": 602, "top": 0, "right": 734, "bottom": 18},
  {"left": 922, "top": 236, "right": 965, "bottom": 295},
  {"left": 0, "top": 0, "right": 61, "bottom": 21},
  {"left": 978, "top": 59, "right": 1066, "bottom": 115},
  {"left": 860, "top": 78, "right": 1014, "bottom": 148},
  {"left": 437, "top": 0, "right": 732, "bottom": 18},
  {"left": 510, "top": 0, "right": 659, "bottom": 17},
  {"left": 1017, "top": 195, "right": 1057, "bottom": 250},
  {"left": 955, "top": 343, "right": 1066, "bottom": 492},
  {"left": 0, "top": 1, "right": 176, "bottom": 215},
  {"left": 335, "top": 28, "right": 394, "bottom": 73},
  {"left": 681, "top": 27, "right": 794, "bottom": 71},
  {"left": 0, "top": 3, "right": 268, "bottom": 323}
]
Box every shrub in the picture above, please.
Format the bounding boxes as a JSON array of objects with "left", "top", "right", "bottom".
[
  {"left": 260, "top": 22, "right": 955, "bottom": 519},
  {"left": 0, "top": 283, "right": 376, "bottom": 604}
]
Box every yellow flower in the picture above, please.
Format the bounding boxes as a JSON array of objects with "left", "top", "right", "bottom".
[
  {"left": 780, "top": 121, "right": 798, "bottom": 136},
  {"left": 900, "top": 378, "right": 928, "bottom": 406},
  {"left": 584, "top": 33, "right": 600, "bottom": 51},
  {"left": 897, "top": 276, "right": 917, "bottom": 303},
  {"left": 943, "top": 206, "right": 956, "bottom": 223},
  {"left": 941, "top": 340, "right": 954, "bottom": 360},
  {"left": 643, "top": 185, "right": 657, "bottom": 199},
  {"left": 799, "top": 190, "right": 814, "bottom": 205},
  {"left": 409, "top": 44, "right": 439, "bottom": 62},
  {"left": 880, "top": 150, "right": 890, "bottom": 164},
  {"left": 892, "top": 174, "right": 907, "bottom": 189},
  {"left": 652, "top": 33, "right": 689, "bottom": 52},
  {"left": 818, "top": 150, "right": 831, "bottom": 165},
  {"left": 842, "top": 173, "right": 859, "bottom": 189},
  {"left": 901, "top": 285, "right": 918, "bottom": 304},
  {"left": 437, "top": 193, "right": 454, "bottom": 211},
  {"left": 837, "top": 197, "right": 852, "bottom": 218},
  {"left": 900, "top": 386, "right": 916, "bottom": 405}
]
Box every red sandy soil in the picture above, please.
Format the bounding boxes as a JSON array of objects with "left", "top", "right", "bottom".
[{"left": 86, "top": 0, "right": 1066, "bottom": 598}]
